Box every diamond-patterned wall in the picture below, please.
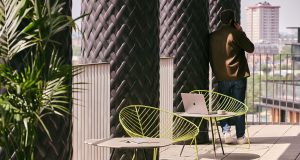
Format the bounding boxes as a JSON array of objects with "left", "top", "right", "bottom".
[
  {"left": 160, "top": 0, "right": 209, "bottom": 112},
  {"left": 209, "top": 0, "right": 241, "bottom": 32},
  {"left": 81, "top": 0, "right": 159, "bottom": 159},
  {"left": 160, "top": 0, "right": 210, "bottom": 143}
]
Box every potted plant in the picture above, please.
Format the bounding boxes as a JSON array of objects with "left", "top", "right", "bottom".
[{"left": 0, "top": 0, "right": 81, "bottom": 159}]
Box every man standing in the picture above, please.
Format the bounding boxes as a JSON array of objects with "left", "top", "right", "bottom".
[{"left": 209, "top": 9, "right": 254, "bottom": 144}]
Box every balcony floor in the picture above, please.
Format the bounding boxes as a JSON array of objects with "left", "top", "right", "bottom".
[{"left": 160, "top": 125, "right": 300, "bottom": 160}]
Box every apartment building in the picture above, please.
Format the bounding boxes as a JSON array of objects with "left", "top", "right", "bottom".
[{"left": 246, "top": 1, "right": 280, "bottom": 44}]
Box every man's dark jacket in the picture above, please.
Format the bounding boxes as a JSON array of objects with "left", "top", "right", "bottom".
[{"left": 209, "top": 24, "right": 255, "bottom": 81}]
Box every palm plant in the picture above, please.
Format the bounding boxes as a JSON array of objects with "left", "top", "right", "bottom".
[{"left": 0, "top": 0, "right": 80, "bottom": 159}]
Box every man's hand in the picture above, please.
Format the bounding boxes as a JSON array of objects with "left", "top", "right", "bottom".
[{"left": 234, "top": 23, "right": 243, "bottom": 31}]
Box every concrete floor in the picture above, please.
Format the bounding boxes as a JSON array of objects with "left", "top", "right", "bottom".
[{"left": 160, "top": 125, "right": 300, "bottom": 160}]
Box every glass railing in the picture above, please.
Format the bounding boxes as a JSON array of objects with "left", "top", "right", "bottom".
[{"left": 246, "top": 53, "right": 300, "bottom": 124}]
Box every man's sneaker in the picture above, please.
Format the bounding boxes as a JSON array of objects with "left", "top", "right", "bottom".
[
  {"left": 237, "top": 136, "right": 248, "bottom": 145},
  {"left": 224, "top": 132, "right": 233, "bottom": 144}
]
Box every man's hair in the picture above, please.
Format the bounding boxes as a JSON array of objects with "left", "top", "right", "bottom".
[{"left": 220, "top": 9, "right": 235, "bottom": 24}]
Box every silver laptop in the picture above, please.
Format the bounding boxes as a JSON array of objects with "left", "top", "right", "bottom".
[{"left": 181, "top": 93, "right": 208, "bottom": 114}]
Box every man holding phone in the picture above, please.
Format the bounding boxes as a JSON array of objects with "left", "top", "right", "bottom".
[{"left": 209, "top": 9, "right": 254, "bottom": 144}]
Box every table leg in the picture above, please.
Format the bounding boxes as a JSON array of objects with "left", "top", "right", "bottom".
[
  {"left": 155, "top": 148, "right": 159, "bottom": 160},
  {"left": 180, "top": 141, "right": 186, "bottom": 156},
  {"left": 143, "top": 149, "right": 148, "bottom": 160},
  {"left": 109, "top": 148, "right": 115, "bottom": 160},
  {"left": 209, "top": 117, "right": 217, "bottom": 158},
  {"left": 215, "top": 117, "right": 225, "bottom": 155}
]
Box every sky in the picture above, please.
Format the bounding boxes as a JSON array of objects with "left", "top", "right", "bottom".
[
  {"left": 72, "top": 0, "right": 300, "bottom": 34},
  {"left": 72, "top": 0, "right": 81, "bottom": 18}
]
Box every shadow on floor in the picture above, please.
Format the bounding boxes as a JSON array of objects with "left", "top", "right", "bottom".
[{"left": 199, "top": 153, "right": 260, "bottom": 160}]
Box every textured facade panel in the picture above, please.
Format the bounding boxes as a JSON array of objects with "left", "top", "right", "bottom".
[
  {"left": 72, "top": 63, "right": 110, "bottom": 160},
  {"left": 160, "top": 0, "right": 210, "bottom": 112},
  {"left": 160, "top": 0, "right": 210, "bottom": 143},
  {"left": 209, "top": 0, "right": 241, "bottom": 32},
  {"left": 81, "top": 0, "right": 160, "bottom": 159}
]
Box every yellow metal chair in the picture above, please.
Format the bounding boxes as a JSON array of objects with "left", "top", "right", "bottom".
[
  {"left": 119, "top": 105, "right": 199, "bottom": 160},
  {"left": 190, "top": 90, "right": 250, "bottom": 147}
]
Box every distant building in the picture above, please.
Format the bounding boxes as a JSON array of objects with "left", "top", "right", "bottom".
[
  {"left": 286, "top": 27, "right": 300, "bottom": 61},
  {"left": 253, "top": 43, "right": 279, "bottom": 54},
  {"left": 246, "top": 1, "right": 280, "bottom": 44},
  {"left": 255, "top": 80, "right": 300, "bottom": 124}
]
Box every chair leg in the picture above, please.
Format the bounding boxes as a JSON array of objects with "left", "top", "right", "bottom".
[
  {"left": 197, "top": 117, "right": 204, "bottom": 128},
  {"left": 152, "top": 148, "right": 156, "bottom": 160},
  {"left": 210, "top": 118, "right": 217, "bottom": 158},
  {"left": 180, "top": 141, "right": 186, "bottom": 156},
  {"left": 134, "top": 149, "right": 138, "bottom": 160},
  {"left": 194, "top": 138, "right": 199, "bottom": 160},
  {"left": 154, "top": 148, "right": 158, "bottom": 160},
  {"left": 131, "top": 151, "right": 135, "bottom": 160},
  {"left": 215, "top": 118, "right": 225, "bottom": 155},
  {"left": 109, "top": 148, "right": 115, "bottom": 160}
]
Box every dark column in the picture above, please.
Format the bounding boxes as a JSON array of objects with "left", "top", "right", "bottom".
[
  {"left": 209, "top": 0, "right": 241, "bottom": 32},
  {"left": 160, "top": 0, "right": 210, "bottom": 143},
  {"left": 81, "top": 0, "right": 160, "bottom": 159}
]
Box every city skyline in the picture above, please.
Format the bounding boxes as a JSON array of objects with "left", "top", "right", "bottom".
[{"left": 241, "top": 0, "right": 300, "bottom": 33}]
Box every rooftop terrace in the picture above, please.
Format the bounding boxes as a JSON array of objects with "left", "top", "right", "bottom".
[{"left": 161, "top": 125, "right": 300, "bottom": 160}]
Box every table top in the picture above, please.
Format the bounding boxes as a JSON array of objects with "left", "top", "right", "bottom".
[
  {"left": 176, "top": 112, "right": 235, "bottom": 118},
  {"left": 84, "top": 137, "right": 173, "bottom": 149}
]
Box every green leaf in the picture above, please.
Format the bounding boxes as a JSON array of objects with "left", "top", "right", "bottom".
[
  {"left": 23, "top": 117, "right": 29, "bottom": 145},
  {"left": 0, "top": 0, "right": 34, "bottom": 61},
  {"left": 16, "top": 85, "right": 21, "bottom": 95},
  {"left": 34, "top": 112, "right": 52, "bottom": 141}
]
